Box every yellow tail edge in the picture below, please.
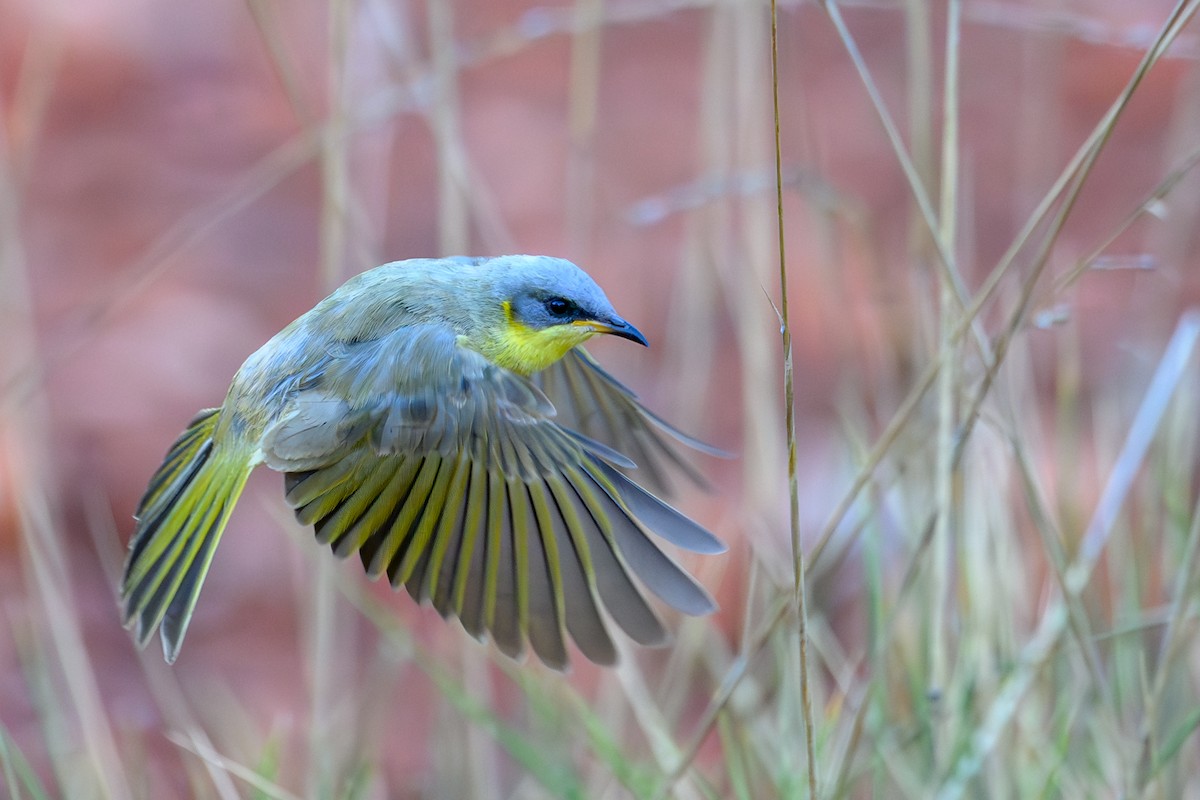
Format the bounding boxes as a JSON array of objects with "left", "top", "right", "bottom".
[{"left": 120, "top": 409, "right": 253, "bottom": 663}]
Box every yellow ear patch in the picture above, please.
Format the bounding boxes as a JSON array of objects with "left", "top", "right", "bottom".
[{"left": 476, "top": 301, "right": 599, "bottom": 375}]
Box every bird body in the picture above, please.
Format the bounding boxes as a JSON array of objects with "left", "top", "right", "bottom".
[{"left": 122, "top": 255, "right": 724, "bottom": 669}]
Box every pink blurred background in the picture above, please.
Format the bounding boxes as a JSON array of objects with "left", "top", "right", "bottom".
[{"left": 2, "top": 0, "right": 1195, "bottom": 794}]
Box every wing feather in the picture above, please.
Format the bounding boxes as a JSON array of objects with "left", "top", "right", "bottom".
[
  {"left": 536, "top": 349, "right": 726, "bottom": 493},
  {"left": 455, "top": 459, "right": 489, "bottom": 638},
  {"left": 525, "top": 482, "right": 567, "bottom": 668},
  {"left": 371, "top": 456, "right": 442, "bottom": 579},
  {"left": 391, "top": 454, "right": 456, "bottom": 590},
  {"left": 559, "top": 466, "right": 666, "bottom": 646},
  {"left": 284, "top": 458, "right": 358, "bottom": 510},
  {"left": 311, "top": 459, "right": 395, "bottom": 545},
  {"left": 507, "top": 478, "right": 533, "bottom": 645},
  {"left": 489, "top": 476, "right": 521, "bottom": 660},
  {"left": 585, "top": 467, "right": 717, "bottom": 616},
  {"left": 260, "top": 325, "right": 722, "bottom": 668},
  {"left": 543, "top": 476, "right": 616, "bottom": 664},
  {"left": 424, "top": 454, "right": 471, "bottom": 608},
  {"left": 400, "top": 453, "right": 465, "bottom": 597},
  {"left": 331, "top": 457, "right": 420, "bottom": 558}
]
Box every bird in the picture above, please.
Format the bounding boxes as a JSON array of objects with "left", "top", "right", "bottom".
[{"left": 120, "top": 255, "right": 726, "bottom": 670}]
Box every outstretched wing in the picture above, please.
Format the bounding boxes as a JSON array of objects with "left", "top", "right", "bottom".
[
  {"left": 259, "top": 325, "right": 724, "bottom": 669},
  {"left": 534, "top": 349, "right": 725, "bottom": 494}
]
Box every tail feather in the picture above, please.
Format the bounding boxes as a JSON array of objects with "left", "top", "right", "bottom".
[{"left": 121, "top": 409, "right": 253, "bottom": 662}]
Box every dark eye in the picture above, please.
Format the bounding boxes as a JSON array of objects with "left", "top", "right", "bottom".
[{"left": 544, "top": 297, "right": 572, "bottom": 317}]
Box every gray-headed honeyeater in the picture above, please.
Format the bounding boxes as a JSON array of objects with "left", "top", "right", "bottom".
[{"left": 121, "top": 255, "right": 725, "bottom": 669}]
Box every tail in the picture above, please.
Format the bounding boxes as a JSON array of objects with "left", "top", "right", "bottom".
[{"left": 120, "top": 408, "right": 254, "bottom": 663}]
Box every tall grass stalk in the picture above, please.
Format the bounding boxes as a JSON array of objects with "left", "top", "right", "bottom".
[
  {"left": 769, "top": 0, "right": 818, "bottom": 796},
  {"left": 930, "top": 0, "right": 961, "bottom": 776}
]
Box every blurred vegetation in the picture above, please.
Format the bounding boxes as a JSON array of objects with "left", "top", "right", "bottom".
[{"left": 4, "top": 0, "right": 1200, "bottom": 797}]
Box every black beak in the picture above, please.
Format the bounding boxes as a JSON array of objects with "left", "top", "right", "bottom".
[{"left": 600, "top": 316, "right": 649, "bottom": 347}]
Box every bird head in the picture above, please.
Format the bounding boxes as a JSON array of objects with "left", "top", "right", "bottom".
[{"left": 478, "top": 255, "right": 647, "bottom": 375}]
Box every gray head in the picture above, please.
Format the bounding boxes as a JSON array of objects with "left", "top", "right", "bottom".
[{"left": 485, "top": 255, "right": 647, "bottom": 345}]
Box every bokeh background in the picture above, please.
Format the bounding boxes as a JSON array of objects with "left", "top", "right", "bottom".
[{"left": 4, "top": 0, "right": 1200, "bottom": 797}]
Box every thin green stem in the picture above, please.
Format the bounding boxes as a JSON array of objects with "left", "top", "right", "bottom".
[
  {"left": 770, "top": 0, "right": 818, "bottom": 796},
  {"left": 931, "top": 0, "right": 961, "bottom": 770}
]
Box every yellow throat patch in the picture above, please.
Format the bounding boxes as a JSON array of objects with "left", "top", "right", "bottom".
[{"left": 478, "top": 301, "right": 599, "bottom": 375}]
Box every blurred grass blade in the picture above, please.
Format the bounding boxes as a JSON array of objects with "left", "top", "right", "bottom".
[
  {"left": 168, "top": 734, "right": 304, "bottom": 800},
  {"left": 1151, "top": 707, "right": 1200, "bottom": 778},
  {"left": 0, "top": 724, "right": 51, "bottom": 800},
  {"left": 424, "top": 667, "right": 586, "bottom": 799},
  {"left": 565, "top": 690, "right": 658, "bottom": 799},
  {"left": 938, "top": 309, "right": 1200, "bottom": 799}
]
